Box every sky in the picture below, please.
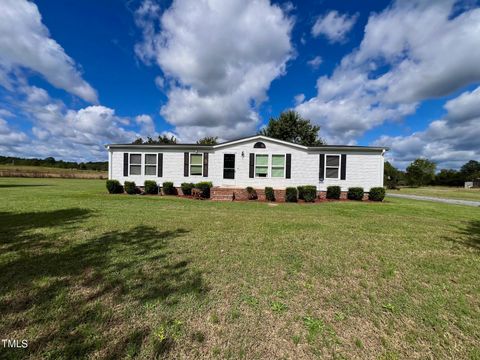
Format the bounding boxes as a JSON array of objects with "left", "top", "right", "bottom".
[{"left": 0, "top": 0, "right": 479, "bottom": 169}]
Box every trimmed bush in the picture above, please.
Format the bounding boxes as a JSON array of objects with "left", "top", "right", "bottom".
[
  {"left": 195, "top": 181, "right": 213, "bottom": 199},
  {"left": 347, "top": 187, "right": 364, "bottom": 201},
  {"left": 162, "top": 181, "right": 176, "bottom": 195},
  {"left": 144, "top": 180, "right": 158, "bottom": 195},
  {"left": 106, "top": 180, "right": 123, "bottom": 194},
  {"left": 246, "top": 187, "right": 258, "bottom": 200},
  {"left": 285, "top": 187, "right": 298, "bottom": 202},
  {"left": 181, "top": 182, "right": 195, "bottom": 196},
  {"left": 265, "top": 187, "right": 275, "bottom": 201},
  {"left": 302, "top": 185, "right": 317, "bottom": 202},
  {"left": 326, "top": 185, "right": 341, "bottom": 199},
  {"left": 124, "top": 181, "right": 137, "bottom": 195},
  {"left": 297, "top": 186, "right": 305, "bottom": 200},
  {"left": 368, "top": 187, "right": 386, "bottom": 201}
]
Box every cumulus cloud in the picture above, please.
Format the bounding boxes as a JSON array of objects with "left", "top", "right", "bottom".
[
  {"left": 311, "top": 10, "right": 358, "bottom": 43},
  {"left": 307, "top": 56, "right": 322, "bottom": 69},
  {"left": 135, "top": 0, "right": 293, "bottom": 140},
  {"left": 297, "top": 0, "right": 480, "bottom": 156},
  {"left": 374, "top": 86, "right": 480, "bottom": 169},
  {"left": 0, "top": 0, "right": 97, "bottom": 102}
]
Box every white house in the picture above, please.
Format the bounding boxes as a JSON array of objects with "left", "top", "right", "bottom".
[{"left": 106, "top": 135, "right": 387, "bottom": 199}]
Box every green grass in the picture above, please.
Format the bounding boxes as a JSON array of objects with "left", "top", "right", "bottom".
[
  {"left": 388, "top": 186, "right": 480, "bottom": 201},
  {"left": 1, "top": 178, "right": 479, "bottom": 359},
  {"left": 0, "top": 164, "right": 106, "bottom": 179}
]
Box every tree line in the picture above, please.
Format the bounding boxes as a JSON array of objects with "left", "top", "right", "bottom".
[
  {"left": 0, "top": 156, "right": 108, "bottom": 171},
  {"left": 385, "top": 159, "right": 480, "bottom": 188}
]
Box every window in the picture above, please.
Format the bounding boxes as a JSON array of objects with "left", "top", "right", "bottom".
[
  {"left": 190, "top": 153, "right": 203, "bottom": 176},
  {"left": 325, "top": 155, "right": 340, "bottom": 179},
  {"left": 253, "top": 142, "right": 266, "bottom": 148},
  {"left": 144, "top": 154, "right": 157, "bottom": 176},
  {"left": 130, "top": 153, "right": 141, "bottom": 175},
  {"left": 271, "top": 155, "right": 285, "bottom": 178},
  {"left": 255, "top": 154, "right": 268, "bottom": 177},
  {"left": 223, "top": 154, "right": 235, "bottom": 179}
]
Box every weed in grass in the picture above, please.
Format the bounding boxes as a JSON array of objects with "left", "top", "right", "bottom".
[
  {"left": 241, "top": 294, "right": 259, "bottom": 307},
  {"left": 354, "top": 338, "right": 364, "bottom": 349},
  {"left": 334, "top": 312, "right": 346, "bottom": 321},
  {"left": 270, "top": 301, "right": 288, "bottom": 313},
  {"left": 210, "top": 312, "right": 220, "bottom": 324},
  {"left": 382, "top": 303, "right": 395, "bottom": 313},
  {"left": 229, "top": 307, "right": 241, "bottom": 320},
  {"left": 212, "top": 347, "right": 221, "bottom": 356},
  {"left": 191, "top": 330, "right": 205, "bottom": 343},
  {"left": 303, "top": 316, "right": 325, "bottom": 342},
  {"left": 292, "top": 334, "right": 301, "bottom": 345}
]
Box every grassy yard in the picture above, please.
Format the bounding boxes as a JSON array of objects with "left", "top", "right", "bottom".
[
  {"left": 388, "top": 186, "right": 480, "bottom": 202},
  {"left": 0, "top": 165, "right": 107, "bottom": 179},
  {"left": 1, "top": 178, "right": 479, "bottom": 359}
]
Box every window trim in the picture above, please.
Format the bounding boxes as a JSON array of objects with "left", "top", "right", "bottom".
[
  {"left": 129, "top": 153, "right": 142, "bottom": 176},
  {"left": 324, "top": 154, "right": 341, "bottom": 180},
  {"left": 271, "top": 154, "right": 286, "bottom": 178},
  {"left": 144, "top": 153, "right": 157, "bottom": 176},
  {"left": 223, "top": 153, "right": 235, "bottom": 179},
  {"left": 189, "top": 152, "right": 204, "bottom": 176}
]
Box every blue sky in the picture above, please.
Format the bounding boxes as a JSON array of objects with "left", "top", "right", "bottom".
[{"left": 0, "top": 0, "right": 479, "bottom": 168}]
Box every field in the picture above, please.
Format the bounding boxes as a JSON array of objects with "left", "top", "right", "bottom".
[
  {"left": 1, "top": 178, "right": 479, "bottom": 359},
  {"left": 388, "top": 186, "right": 480, "bottom": 202},
  {"left": 0, "top": 165, "right": 107, "bottom": 179}
]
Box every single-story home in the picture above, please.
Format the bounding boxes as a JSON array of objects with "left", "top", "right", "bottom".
[{"left": 106, "top": 135, "right": 388, "bottom": 200}]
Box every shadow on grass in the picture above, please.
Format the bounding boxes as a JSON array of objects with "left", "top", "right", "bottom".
[
  {"left": 447, "top": 220, "right": 480, "bottom": 250},
  {"left": 0, "top": 209, "right": 207, "bottom": 359}
]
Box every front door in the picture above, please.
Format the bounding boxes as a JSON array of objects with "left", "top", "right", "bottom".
[{"left": 223, "top": 154, "right": 235, "bottom": 181}]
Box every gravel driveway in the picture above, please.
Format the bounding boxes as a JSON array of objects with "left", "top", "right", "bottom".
[{"left": 387, "top": 193, "right": 480, "bottom": 207}]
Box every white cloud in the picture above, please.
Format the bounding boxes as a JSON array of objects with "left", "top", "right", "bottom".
[
  {"left": 135, "top": 114, "right": 156, "bottom": 136},
  {"left": 0, "top": 0, "right": 97, "bottom": 102},
  {"left": 297, "top": 0, "right": 480, "bottom": 153},
  {"left": 294, "top": 93, "right": 305, "bottom": 106},
  {"left": 311, "top": 10, "right": 358, "bottom": 43},
  {"left": 307, "top": 56, "right": 322, "bottom": 69},
  {"left": 374, "top": 86, "right": 480, "bottom": 169},
  {"left": 135, "top": 0, "right": 293, "bottom": 140}
]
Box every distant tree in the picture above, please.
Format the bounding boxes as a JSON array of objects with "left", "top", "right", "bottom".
[
  {"left": 460, "top": 160, "right": 480, "bottom": 180},
  {"left": 384, "top": 161, "right": 402, "bottom": 189},
  {"left": 132, "top": 137, "right": 144, "bottom": 144},
  {"left": 406, "top": 158, "right": 436, "bottom": 187},
  {"left": 44, "top": 157, "right": 55, "bottom": 165},
  {"left": 197, "top": 136, "right": 218, "bottom": 145},
  {"left": 131, "top": 135, "right": 177, "bottom": 145},
  {"left": 259, "top": 110, "right": 325, "bottom": 146},
  {"left": 435, "top": 169, "right": 463, "bottom": 187}
]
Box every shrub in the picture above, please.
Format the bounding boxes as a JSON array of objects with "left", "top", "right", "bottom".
[
  {"left": 181, "top": 182, "right": 195, "bottom": 196},
  {"left": 326, "top": 186, "right": 341, "bottom": 199},
  {"left": 124, "top": 181, "right": 137, "bottom": 195},
  {"left": 246, "top": 186, "right": 258, "bottom": 200},
  {"left": 106, "top": 180, "right": 123, "bottom": 194},
  {"left": 195, "top": 181, "right": 213, "bottom": 199},
  {"left": 162, "top": 181, "right": 176, "bottom": 195},
  {"left": 265, "top": 187, "right": 275, "bottom": 201},
  {"left": 144, "top": 180, "right": 158, "bottom": 195},
  {"left": 285, "top": 187, "right": 298, "bottom": 202},
  {"left": 302, "top": 185, "right": 317, "bottom": 202},
  {"left": 297, "top": 186, "right": 305, "bottom": 200},
  {"left": 369, "top": 187, "right": 386, "bottom": 201},
  {"left": 347, "top": 187, "right": 364, "bottom": 201}
]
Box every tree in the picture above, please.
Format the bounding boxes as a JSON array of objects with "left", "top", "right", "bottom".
[
  {"left": 460, "top": 160, "right": 480, "bottom": 181},
  {"left": 131, "top": 135, "right": 177, "bottom": 145},
  {"left": 132, "top": 137, "right": 144, "bottom": 144},
  {"left": 435, "top": 169, "right": 463, "bottom": 186},
  {"left": 259, "top": 110, "right": 325, "bottom": 146},
  {"left": 406, "top": 158, "right": 436, "bottom": 186},
  {"left": 197, "top": 136, "right": 218, "bottom": 145},
  {"left": 384, "top": 161, "right": 402, "bottom": 189}
]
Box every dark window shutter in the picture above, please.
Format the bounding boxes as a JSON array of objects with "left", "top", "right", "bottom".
[
  {"left": 203, "top": 152, "right": 208, "bottom": 177},
  {"left": 319, "top": 154, "right": 325, "bottom": 180},
  {"left": 285, "top": 154, "right": 291, "bottom": 179},
  {"left": 184, "top": 152, "right": 189, "bottom": 177},
  {"left": 340, "top": 154, "right": 347, "bottom": 180},
  {"left": 249, "top": 153, "right": 254, "bottom": 178},
  {"left": 158, "top": 153, "right": 163, "bottom": 177},
  {"left": 123, "top": 153, "right": 128, "bottom": 176}
]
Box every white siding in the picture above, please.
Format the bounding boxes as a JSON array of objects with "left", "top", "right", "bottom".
[{"left": 109, "top": 138, "right": 384, "bottom": 191}]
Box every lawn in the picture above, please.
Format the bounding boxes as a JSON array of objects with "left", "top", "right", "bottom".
[
  {"left": 388, "top": 186, "right": 480, "bottom": 202},
  {"left": 1, "top": 178, "right": 479, "bottom": 359}
]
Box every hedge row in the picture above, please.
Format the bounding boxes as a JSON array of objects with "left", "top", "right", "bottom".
[{"left": 106, "top": 180, "right": 213, "bottom": 198}]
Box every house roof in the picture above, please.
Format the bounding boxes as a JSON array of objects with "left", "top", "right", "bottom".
[{"left": 106, "top": 135, "right": 389, "bottom": 152}]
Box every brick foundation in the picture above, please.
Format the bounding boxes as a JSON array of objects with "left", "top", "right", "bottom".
[{"left": 211, "top": 187, "right": 286, "bottom": 201}]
